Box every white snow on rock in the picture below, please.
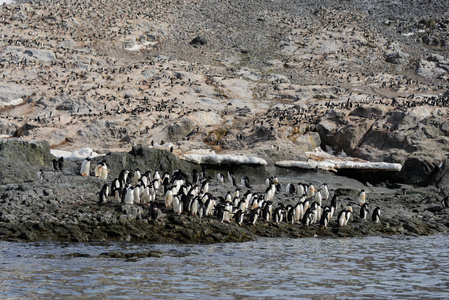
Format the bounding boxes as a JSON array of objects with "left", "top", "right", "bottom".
[
  {"left": 276, "top": 147, "right": 402, "bottom": 171},
  {"left": 183, "top": 154, "right": 267, "bottom": 165},
  {"left": 50, "top": 148, "right": 105, "bottom": 161}
]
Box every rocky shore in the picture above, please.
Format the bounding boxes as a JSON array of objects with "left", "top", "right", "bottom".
[
  {"left": 1, "top": 139, "right": 449, "bottom": 243},
  {"left": 0, "top": 0, "right": 449, "bottom": 243}
]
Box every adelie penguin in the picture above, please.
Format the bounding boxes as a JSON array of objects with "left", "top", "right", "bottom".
[
  {"left": 80, "top": 157, "right": 92, "bottom": 177},
  {"left": 372, "top": 207, "right": 381, "bottom": 223},
  {"left": 98, "top": 183, "right": 110, "bottom": 204},
  {"left": 360, "top": 203, "right": 370, "bottom": 221},
  {"left": 442, "top": 196, "right": 449, "bottom": 208},
  {"left": 149, "top": 202, "right": 161, "bottom": 223}
]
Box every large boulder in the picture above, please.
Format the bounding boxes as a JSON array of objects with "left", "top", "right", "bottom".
[{"left": 0, "top": 139, "right": 54, "bottom": 184}]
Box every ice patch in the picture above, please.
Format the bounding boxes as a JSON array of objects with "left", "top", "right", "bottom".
[
  {"left": 183, "top": 154, "right": 267, "bottom": 165},
  {"left": 50, "top": 148, "right": 105, "bottom": 161}
]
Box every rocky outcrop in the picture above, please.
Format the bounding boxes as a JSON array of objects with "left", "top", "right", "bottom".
[{"left": 0, "top": 139, "right": 53, "bottom": 184}]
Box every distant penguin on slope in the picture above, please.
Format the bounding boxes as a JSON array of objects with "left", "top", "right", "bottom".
[
  {"left": 80, "top": 157, "right": 92, "bottom": 177},
  {"left": 99, "top": 183, "right": 110, "bottom": 204}
]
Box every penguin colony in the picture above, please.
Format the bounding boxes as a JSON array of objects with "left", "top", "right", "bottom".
[{"left": 93, "top": 165, "right": 382, "bottom": 228}]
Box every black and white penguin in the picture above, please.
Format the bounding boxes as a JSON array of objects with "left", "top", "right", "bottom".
[
  {"left": 250, "top": 207, "right": 261, "bottom": 225},
  {"left": 217, "top": 172, "right": 225, "bottom": 185},
  {"left": 286, "top": 183, "right": 296, "bottom": 195},
  {"left": 372, "top": 207, "right": 381, "bottom": 223},
  {"left": 273, "top": 206, "right": 284, "bottom": 224},
  {"left": 235, "top": 209, "right": 244, "bottom": 226},
  {"left": 302, "top": 207, "right": 315, "bottom": 226},
  {"left": 173, "top": 196, "right": 182, "bottom": 214},
  {"left": 320, "top": 183, "right": 329, "bottom": 201},
  {"left": 37, "top": 169, "right": 44, "bottom": 181},
  {"left": 228, "top": 171, "right": 237, "bottom": 187},
  {"left": 95, "top": 161, "right": 108, "bottom": 180},
  {"left": 118, "top": 169, "right": 129, "bottom": 188},
  {"left": 99, "top": 183, "right": 110, "bottom": 204},
  {"left": 319, "top": 206, "right": 331, "bottom": 228},
  {"left": 52, "top": 159, "right": 59, "bottom": 172},
  {"left": 360, "top": 203, "right": 370, "bottom": 221},
  {"left": 358, "top": 189, "right": 366, "bottom": 206},
  {"left": 80, "top": 157, "right": 92, "bottom": 177},
  {"left": 241, "top": 176, "right": 251, "bottom": 189},
  {"left": 192, "top": 169, "right": 199, "bottom": 184},
  {"left": 216, "top": 204, "right": 228, "bottom": 223},
  {"left": 330, "top": 195, "right": 338, "bottom": 220},
  {"left": 131, "top": 169, "right": 141, "bottom": 185},
  {"left": 149, "top": 202, "right": 160, "bottom": 223}
]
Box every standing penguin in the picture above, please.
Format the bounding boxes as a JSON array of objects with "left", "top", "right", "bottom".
[
  {"left": 320, "top": 183, "right": 329, "bottom": 201},
  {"left": 173, "top": 196, "right": 183, "bottom": 214},
  {"left": 95, "top": 161, "right": 108, "bottom": 180},
  {"left": 358, "top": 189, "right": 366, "bottom": 206},
  {"left": 360, "top": 203, "right": 370, "bottom": 221},
  {"left": 99, "top": 183, "right": 110, "bottom": 204},
  {"left": 217, "top": 172, "right": 225, "bottom": 185},
  {"left": 286, "top": 183, "right": 296, "bottom": 195},
  {"left": 250, "top": 207, "right": 261, "bottom": 225},
  {"left": 241, "top": 176, "right": 251, "bottom": 189},
  {"left": 80, "top": 157, "right": 92, "bottom": 177},
  {"left": 228, "top": 171, "right": 237, "bottom": 187},
  {"left": 149, "top": 202, "right": 160, "bottom": 223},
  {"left": 319, "top": 206, "right": 331, "bottom": 228},
  {"left": 372, "top": 207, "right": 381, "bottom": 223},
  {"left": 235, "top": 209, "right": 244, "bottom": 226}
]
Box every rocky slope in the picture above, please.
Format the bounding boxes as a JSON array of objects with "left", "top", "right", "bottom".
[{"left": 1, "top": 0, "right": 449, "bottom": 242}]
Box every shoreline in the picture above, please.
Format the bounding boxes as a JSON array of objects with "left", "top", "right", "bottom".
[{"left": 1, "top": 146, "right": 448, "bottom": 244}]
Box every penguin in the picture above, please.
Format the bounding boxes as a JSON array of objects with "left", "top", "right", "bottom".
[
  {"left": 95, "top": 161, "right": 108, "bottom": 180},
  {"left": 320, "top": 183, "right": 329, "bottom": 201},
  {"left": 319, "top": 206, "right": 331, "bottom": 228},
  {"left": 297, "top": 183, "right": 305, "bottom": 197},
  {"left": 133, "top": 184, "right": 142, "bottom": 204},
  {"left": 360, "top": 203, "right": 370, "bottom": 221},
  {"left": 192, "top": 169, "right": 199, "bottom": 184},
  {"left": 241, "top": 176, "right": 251, "bottom": 189},
  {"left": 273, "top": 206, "right": 284, "bottom": 224},
  {"left": 131, "top": 169, "right": 141, "bottom": 185},
  {"left": 235, "top": 209, "right": 244, "bottom": 226},
  {"left": 80, "top": 157, "right": 92, "bottom": 177},
  {"left": 217, "top": 172, "right": 225, "bottom": 185},
  {"left": 149, "top": 202, "right": 160, "bottom": 223},
  {"left": 99, "top": 183, "right": 110, "bottom": 204},
  {"left": 307, "top": 183, "right": 315, "bottom": 198},
  {"left": 118, "top": 169, "right": 130, "bottom": 188},
  {"left": 250, "top": 207, "right": 261, "bottom": 225},
  {"left": 205, "top": 198, "right": 216, "bottom": 216},
  {"left": 228, "top": 171, "right": 237, "bottom": 187},
  {"left": 123, "top": 185, "right": 134, "bottom": 205},
  {"left": 52, "top": 159, "right": 59, "bottom": 172},
  {"left": 286, "top": 183, "right": 296, "bottom": 195},
  {"left": 37, "top": 169, "right": 44, "bottom": 181},
  {"left": 372, "top": 207, "right": 381, "bottom": 223},
  {"left": 165, "top": 188, "right": 174, "bottom": 207},
  {"left": 337, "top": 210, "right": 347, "bottom": 227},
  {"left": 293, "top": 201, "right": 303, "bottom": 223},
  {"left": 173, "top": 196, "right": 183, "bottom": 214},
  {"left": 302, "top": 207, "right": 315, "bottom": 226},
  {"left": 57, "top": 157, "right": 64, "bottom": 172},
  {"left": 330, "top": 195, "right": 338, "bottom": 220},
  {"left": 216, "top": 204, "right": 228, "bottom": 223},
  {"left": 190, "top": 196, "right": 199, "bottom": 216},
  {"left": 358, "top": 189, "right": 366, "bottom": 206}
]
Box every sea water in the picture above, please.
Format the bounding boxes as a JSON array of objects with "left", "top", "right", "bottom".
[{"left": 1, "top": 235, "right": 448, "bottom": 299}]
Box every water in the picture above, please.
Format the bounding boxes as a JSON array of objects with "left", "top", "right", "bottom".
[{"left": 1, "top": 235, "right": 449, "bottom": 299}]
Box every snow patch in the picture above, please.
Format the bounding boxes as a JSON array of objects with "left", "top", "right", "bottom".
[
  {"left": 50, "top": 148, "right": 105, "bottom": 161},
  {"left": 276, "top": 147, "right": 402, "bottom": 171},
  {"left": 125, "top": 41, "right": 158, "bottom": 51},
  {"left": 183, "top": 154, "right": 267, "bottom": 165}
]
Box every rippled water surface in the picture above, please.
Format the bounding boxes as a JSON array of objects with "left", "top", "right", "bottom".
[{"left": 1, "top": 235, "right": 449, "bottom": 299}]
